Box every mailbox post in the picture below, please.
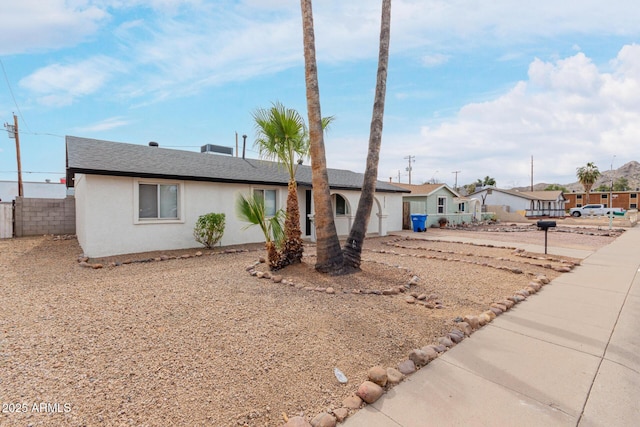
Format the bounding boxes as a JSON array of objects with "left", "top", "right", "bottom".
[{"left": 536, "top": 220, "right": 557, "bottom": 254}]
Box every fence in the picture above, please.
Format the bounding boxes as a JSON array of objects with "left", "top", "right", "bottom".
[
  {"left": 0, "top": 203, "right": 12, "bottom": 238},
  {"left": 13, "top": 197, "right": 75, "bottom": 237}
]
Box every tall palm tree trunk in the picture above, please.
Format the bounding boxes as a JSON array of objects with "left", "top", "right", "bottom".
[
  {"left": 300, "top": 0, "right": 344, "bottom": 273},
  {"left": 344, "top": 0, "right": 391, "bottom": 270}
]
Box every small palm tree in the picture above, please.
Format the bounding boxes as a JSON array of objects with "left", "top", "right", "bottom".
[
  {"left": 236, "top": 193, "right": 284, "bottom": 270},
  {"left": 253, "top": 102, "right": 333, "bottom": 269},
  {"left": 576, "top": 162, "right": 601, "bottom": 201}
]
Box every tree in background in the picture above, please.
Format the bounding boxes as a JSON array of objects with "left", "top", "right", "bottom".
[
  {"left": 476, "top": 176, "right": 496, "bottom": 187},
  {"left": 613, "top": 177, "right": 630, "bottom": 191},
  {"left": 544, "top": 184, "right": 569, "bottom": 192},
  {"left": 576, "top": 162, "right": 601, "bottom": 199}
]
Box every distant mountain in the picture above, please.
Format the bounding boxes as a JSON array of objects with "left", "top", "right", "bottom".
[{"left": 510, "top": 161, "right": 640, "bottom": 193}]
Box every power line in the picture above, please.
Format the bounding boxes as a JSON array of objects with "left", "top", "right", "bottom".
[{"left": 0, "top": 59, "right": 31, "bottom": 133}]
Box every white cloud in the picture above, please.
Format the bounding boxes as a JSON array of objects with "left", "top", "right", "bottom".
[
  {"left": 19, "top": 56, "right": 126, "bottom": 106},
  {"left": 75, "top": 116, "right": 131, "bottom": 132},
  {"left": 421, "top": 54, "right": 450, "bottom": 67},
  {"left": 397, "top": 45, "right": 640, "bottom": 187},
  {"left": 0, "top": 0, "right": 108, "bottom": 55}
]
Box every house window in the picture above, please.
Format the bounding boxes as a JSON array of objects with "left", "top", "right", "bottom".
[
  {"left": 458, "top": 202, "right": 465, "bottom": 212},
  {"left": 139, "top": 183, "right": 178, "bottom": 219},
  {"left": 437, "top": 197, "right": 446, "bottom": 214},
  {"left": 630, "top": 203, "right": 637, "bottom": 209},
  {"left": 577, "top": 194, "right": 582, "bottom": 200},
  {"left": 601, "top": 194, "right": 608, "bottom": 199},
  {"left": 253, "top": 189, "right": 277, "bottom": 217},
  {"left": 577, "top": 203, "right": 582, "bottom": 207},
  {"left": 335, "top": 194, "right": 349, "bottom": 216},
  {"left": 631, "top": 193, "right": 637, "bottom": 199}
]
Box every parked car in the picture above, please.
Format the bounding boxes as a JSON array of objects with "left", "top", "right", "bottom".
[{"left": 569, "top": 204, "right": 625, "bottom": 217}]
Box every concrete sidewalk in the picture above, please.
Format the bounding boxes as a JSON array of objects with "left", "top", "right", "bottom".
[{"left": 343, "top": 227, "right": 640, "bottom": 426}]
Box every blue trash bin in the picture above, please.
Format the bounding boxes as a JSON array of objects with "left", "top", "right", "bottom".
[{"left": 410, "top": 214, "right": 427, "bottom": 232}]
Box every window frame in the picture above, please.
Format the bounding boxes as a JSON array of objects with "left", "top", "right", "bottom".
[
  {"left": 252, "top": 188, "right": 278, "bottom": 217},
  {"left": 134, "top": 179, "right": 185, "bottom": 224},
  {"left": 334, "top": 194, "right": 349, "bottom": 216},
  {"left": 437, "top": 196, "right": 447, "bottom": 214}
]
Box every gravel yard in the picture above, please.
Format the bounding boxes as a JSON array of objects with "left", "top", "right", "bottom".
[{"left": 0, "top": 226, "right": 617, "bottom": 426}]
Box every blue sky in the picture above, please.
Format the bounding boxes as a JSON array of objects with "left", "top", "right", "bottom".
[{"left": 1, "top": 0, "right": 639, "bottom": 189}]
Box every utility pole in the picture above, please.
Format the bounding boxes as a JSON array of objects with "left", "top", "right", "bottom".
[
  {"left": 451, "top": 170, "right": 461, "bottom": 192},
  {"left": 530, "top": 155, "right": 534, "bottom": 191},
  {"left": 404, "top": 155, "right": 415, "bottom": 184},
  {"left": 4, "top": 113, "right": 23, "bottom": 197}
]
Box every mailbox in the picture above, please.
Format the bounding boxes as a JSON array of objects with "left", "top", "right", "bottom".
[
  {"left": 536, "top": 220, "right": 556, "bottom": 254},
  {"left": 537, "top": 220, "right": 556, "bottom": 230}
]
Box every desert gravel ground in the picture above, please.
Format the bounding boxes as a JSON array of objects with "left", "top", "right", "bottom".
[{"left": 0, "top": 225, "right": 618, "bottom": 426}]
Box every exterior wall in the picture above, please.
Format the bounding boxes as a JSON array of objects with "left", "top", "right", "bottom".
[
  {"left": 76, "top": 174, "right": 404, "bottom": 258},
  {"left": 13, "top": 197, "right": 76, "bottom": 237},
  {"left": 476, "top": 190, "right": 531, "bottom": 211},
  {"left": 327, "top": 191, "right": 400, "bottom": 237},
  {"left": 403, "top": 189, "right": 471, "bottom": 227},
  {"left": 0, "top": 181, "right": 67, "bottom": 202},
  {"left": 564, "top": 191, "right": 639, "bottom": 210}
]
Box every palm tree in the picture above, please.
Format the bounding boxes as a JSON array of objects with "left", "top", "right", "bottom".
[
  {"left": 252, "top": 102, "right": 334, "bottom": 269},
  {"left": 476, "top": 176, "right": 496, "bottom": 187},
  {"left": 236, "top": 193, "right": 285, "bottom": 270},
  {"left": 252, "top": 102, "right": 307, "bottom": 269},
  {"left": 300, "top": 0, "right": 344, "bottom": 273},
  {"left": 576, "top": 162, "right": 601, "bottom": 203},
  {"left": 343, "top": 0, "right": 391, "bottom": 270}
]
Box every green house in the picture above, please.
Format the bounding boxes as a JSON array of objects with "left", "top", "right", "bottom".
[{"left": 393, "top": 183, "right": 473, "bottom": 229}]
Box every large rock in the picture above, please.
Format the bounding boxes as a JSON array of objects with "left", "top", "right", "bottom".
[
  {"left": 368, "top": 366, "right": 388, "bottom": 386},
  {"left": 463, "top": 315, "right": 480, "bottom": 330},
  {"left": 409, "top": 349, "right": 430, "bottom": 367},
  {"left": 332, "top": 408, "right": 348, "bottom": 422},
  {"left": 283, "top": 416, "right": 312, "bottom": 427},
  {"left": 386, "top": 367, "right": 404, "bottom": 385},
  {"left": 342, "top": 395, "right": 362, "bottom": 409},
  {"left": 456, "top": 322, "right": 472, "bottom": 336},
  {"left": 419, "top": 346, "right": 439, "bottom": 361},
  {"left": 310, "top": 413, "right": 336, "bottom": 427},
  {"left": 356, "top": 381, "right": 384, "bottom": 404},
  {"left": 397, "top": 359, "right": 416, "bottom": 375}
]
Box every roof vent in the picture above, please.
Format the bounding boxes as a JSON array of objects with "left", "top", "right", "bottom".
[
  {"left": 201, "top": 144, "right": 233, "bottom": 156},
  {"left": 148, "top": 141, "right": 159, "bottom": 147}
]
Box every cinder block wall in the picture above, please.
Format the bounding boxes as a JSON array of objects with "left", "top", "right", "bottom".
[{"left": 14, "top": 197, "right": 76, "bottom": 237}]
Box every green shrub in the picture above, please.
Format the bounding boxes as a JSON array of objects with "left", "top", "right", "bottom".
[{"left": 194, "top": 213, "right": 225, "bottom": 248}]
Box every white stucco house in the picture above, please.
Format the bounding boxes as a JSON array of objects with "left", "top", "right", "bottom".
[
  {"left": 470, "top": 187, "right": 567, "bottom": 218},
  {"left": 66, "top": 136, "right": 408, "bottom": 258}
]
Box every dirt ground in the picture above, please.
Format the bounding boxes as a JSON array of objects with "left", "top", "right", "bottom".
[{"left": 0, "top": 226, "right": 619, "bottom": 426}]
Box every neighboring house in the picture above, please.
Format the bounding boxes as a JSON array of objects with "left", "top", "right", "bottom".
[
  {"left": 0, "top": 180, "right": 68, "bottom": 202},
  {"left": 392, "top": 183, "right": 472, "bottom": 228},
  {"left": 66, "top": 136, "right": 408, "bottom": 258},
  {"left": 470, "top": 187, "right": 567, "bottom": 218}
]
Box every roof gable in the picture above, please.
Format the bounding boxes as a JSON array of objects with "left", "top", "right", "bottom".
[
  {"left": 391, "top": 182, "right": 462, "bottom": 198},
  {"left": 65, "top": 136, "right": 408, "bottom": 193}
]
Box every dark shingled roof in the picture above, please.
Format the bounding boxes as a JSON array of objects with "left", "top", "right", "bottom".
[{"left": 65, "top": 136, "right": 408, "bottom": 193}]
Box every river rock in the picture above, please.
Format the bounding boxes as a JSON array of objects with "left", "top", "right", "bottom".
[
  {"left": 356, "top": 381, "right": 384, "bottom": 404},
  {"left": 368, "top": 366, "right": 388, "bottom": 386},
  {"left": 310, "top": 413, "right": 336, "bottom": 427}
]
